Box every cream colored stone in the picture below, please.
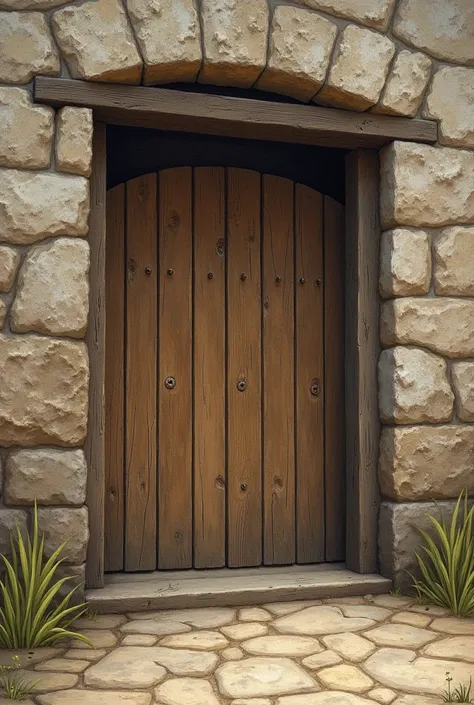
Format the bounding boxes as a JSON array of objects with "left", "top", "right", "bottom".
[
  {"left": 37, "top": 507, "right": 88, "bottom": 564},
  {"left": 392, "top": 698, "right": 439, "bottom": 705},
  {"left": 452, "top": 361, "right": 474, "bottom": 421},
  {"left": 122, "top": 619, "right": 190, "bottom": 636},
  {"left": 215, "top": 658, "right": 317, "bottom": 698},
  {"left": 302, "top": 650, "right": 342, "bottom": 669},
  {"left": 11, "top": 238, "right": 90, "bottom": 337},
  {"left": 0, "top": 0, "right": 75, "bottom": 7},
  {"left": 379, "top": 229, "right": 431, "bottom": 298},
  {"left": 0, "top": 509, "right": 27, "bottom": 556},
  {"left": 435, "top": 226, "right": 474, "bottom": 296},
  {"left": 0, "top": 169, "right": 89, "bottom": 246},
  {"left": 430, "top": 617, "right": 474, "bottom": 635},
  {"left": 23, "top": 672, "right": 79, "bottom": 692},
  {"left": 127, "top": 607, "right": 235, "bottom": 626},
  {"left": 239, "top": 607, "right": 272, "bottom": 622},
  {"left": 264, "top": 601, "right": 321, "bottom": 616},
  {"left": 222, "top": 647, "right": 244, "bottom": 661},
  {"left": 38, "top": 693, "right": 152, "bottom": 705},
  {"left": 74, "top": 614, "right": 126, "bottom": 630},
  {"left": 0, "top": 245, "right": 20, "bottom": 293},
  {"left": 318, "top": 665, "right": 373, "bottom": 693},
  {"left": 424, "top": 636, "right": 474, "bottom": 661},
  {"left": 322, "top": 633, "right": 375, "bottom": 662},
  {"left": 393, "top": 0, "right": 474, "bottom": 65},
  {"left": 122, "top": 634, "right": 157, "bottom": 646},
  {"left": 56, "top": 108, "right": 93, "bottom": 178},
  {"left": 380, "top": 142, "right": 474, "bottom": 229},
  {"left": 364, "top": 624, "right": 436, "bottom": 649},
  {"left": 5, "top": 448, "right": 87, "bottom": 505},
  {"left": 381, "top": 298, "right": 474, "bottom": 358},
  {"left": 0, "top": 12, "right": 60, "bottom": 84},
  {"left": 316, "top": 25, "right": 395, "bottom": 111},
  {"left": 160, "top": 631, "right": 229, "bottom": 650},
  {"left": 373, "top": 595, "right": 413, "bottom": 608},
  {"left": 52, "top": 0, "right": 142, "bottom": 83},
  {"left": 294, "top": 0, "right": 395, "bottom": 29},
  {"left": 274, "top": 606, "right": 375, "bottom": 635},
  {"left": 242, "top": 635, "right": 322, "bottom": 657},
  {"left": 0, "top": 88, "right": 54, "bottom": 169},
  {"left": 200, "top": 0, "right": 269, "bottom": 88},
  {"left": 0, "top": 300, "right": 6, "bottom": 329},
  {"left": 35, "top": 658, "right": 90, "bottom": 673},
  {"left": 391, "top": 612, "right": 431, "bottom": 628},
  {"left": 155, "top": 678, "right": 220, "bottom": 705},
  {"left": 222, "top": 623, "right": 268, "bottom": 640},
  {"left": 277, "top": 696, "right": 374, "bottom": 705},
  {"left": 0, "top": 335, "right": 88, "bottom": 446},
  {"left": 232, "top": 700, "right": 271, "bottom": 705},
  {"left": 70, "top": 631, "right": 117, "bottom": 648},
  {"left": 425, "top": 67, "right": 474, "bottom": 147},
  {"left": 378, "top": 347, "right": 453, "bottom": 424},
  {"left": 369, "top": 689, "right": 396, "bottom": 705},
  {"left": 375, "top": 51, "right": 431, "bottom": 117},
  {"left": 126, "top": 0, "right": 201, "bottom": 85},
  {"left": 256, "top": 6, "right": 337, "bottom": 102},
  {"left": 407, "top": 604, "right": 449, "bottom": 617},
  {"left": 338, "top": 606, "right": 391, "bottom": 620},
  {"left": 64, "top": 649, "right": 107, "bottom": 661}
]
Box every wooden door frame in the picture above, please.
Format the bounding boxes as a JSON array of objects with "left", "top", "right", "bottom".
[{"left": 33, "top": 78, "right": 437, "bottom": 588}]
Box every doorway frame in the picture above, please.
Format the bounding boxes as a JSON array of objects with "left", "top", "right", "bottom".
[{"left": 33, "top": 77, "right": 438, "bottom": 589}]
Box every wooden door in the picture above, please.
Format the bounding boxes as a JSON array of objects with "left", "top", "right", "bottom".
[{"left": 105, "top": 168, "right": 345, "bottom": 571}]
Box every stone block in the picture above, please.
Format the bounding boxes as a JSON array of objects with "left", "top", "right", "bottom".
[
  {"left": 1, "top": 0, "right": 69, "bottom": 6},
  {"left": 55, "top": 563, "right": 86, "bottom": 604},
  {"left": 294, "top": 0, "right": 396, "bottom": 29},
  {"left": 256, "top": 6, "right": 337, "bottom": 102},
  {"left": 38, "top": 507, "right": 89, "bottom": 564},
  {"left": 200, "top": 0, "right": 269, "bottom": 88},
  {"left": 0, "top": 169, "right": 89, "bottom": 245},
  {"left": 0, "top": 509, "right": 27, "bottom": 557},
  {"left": 375, "top": 50, "right": 431, "bottom": 117},
  {"left": 434, "top": 226, "right": 474, "bottom": 296},
  {"left": 0, "top": 88, "right": 54, "bottom": 170},
  {"left": 379, "top": 228, "right": 431, "bottom": 298},
  {"left": 380, "top": 142, "right": 474, "bottom": 229},
  {"left": 451, "top": 362, "right": 474, "bottom": 422},
  {"left": 52, "top": 0, "right": 142, "bottom": 83},
  {"left": 0, "top": 246, "right": 20, "bottom": 293},
  {"left": 0, "top": 334, "right": 89, "bottom": 447},
  {"left": 424, "top": 67, "right": 474, "bottom": 148},
  {"left": 316, "top": 25, "right": 395, "bottom": 111},
  {"left": 127, "top": 0, "right": 201, "bottom": 85},
  {"left": 5, "top": 448, "right": 87, "bottom": 506},
  {"left": 0, "top": 300, "right": 6, "bottom": 329},
  {"left": 0, "top": 12, "right": 60, "bottom": 84},
  {"left": 11, "top": 238, "right": 90, "bottom": 338},
  {"left": 379, "top": 426, "right": 474, "bottom": 501},
  {"left": 56, "top": 108, "right": 93, "bottom": 178}
]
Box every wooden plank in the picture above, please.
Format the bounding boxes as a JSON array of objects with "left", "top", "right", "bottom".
[
  {"left": 85, "top": 122, "right": 106, "bottom": 589},
  {"left": 345, "top": 150, "right": 380, "bottom": 574},
  {"left": 262, "top": 175, "right": 295, "bottom": 566},
  {"left": 158, "top": 167, "right": 193, "bottom": 569},
  {"left": 227, "top": 168, "right": 262, "bottom": 568},
  {"left": 295, "top": 184, "right": 324, "bottom": 564},
  {"left": 104, "top": 183, "right": 125, "bottom": 572},
  {"left": 34, "top": 78, "right": 438, "bottom": 150},
  {"left": 125, "top": 174, "right": 157, "bottom": 571},
  {"left": 193, "top": 167, "right": 226, "bottom": 569},
  {"left": 324, "top": 196, "right": 346, "bottom": 562}
]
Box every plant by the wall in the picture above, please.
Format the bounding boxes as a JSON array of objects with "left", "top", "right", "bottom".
[
  {"left": 442, "top": 672, "right": 474, "bottom": 703},
  {"left": 0, "top": 655, "right": 39, "bottom": 701},
  {"left": 411, "top": 490, "right": 474, "bottom": 618},
  {"left": 0, "top": 503, "right": 93, "bottom": 649}
]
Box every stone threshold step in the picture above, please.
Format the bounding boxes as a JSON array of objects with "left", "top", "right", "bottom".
[{"left": 86, "top": 563, "right": 392, "bottom": 613}]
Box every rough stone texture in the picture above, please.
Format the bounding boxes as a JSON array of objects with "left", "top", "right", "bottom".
[
  {"left": 424, "top": 636, "right": 474, "bottom": 661},
  {"left": 434, "top": 226, "right": 474, "bottom": 296},
  {"left": 0, "top": 300, "right": 6, "bottom": 329},
  {"left": 277, "top": 696, "right": 373, "bottom": 705},
  {"left": 160, "top": 631, "right": 229, "bottom": 650},
  {"left": 56, "top": 108, "right": 93, "bottom": 178},
  {"left": 73, "top": 615, "right": 126, "bottom": 630},
  {"left": 380, "top": 142, "right": 474, "bottom": 229},
  {"left": 429, "top": 617, "right": 474, "bottom": 635},
  {"left": 126, "top": 0, "right": 201, "bottom": 85},
  {"left": 393, "top": 0, "right": 474, "bottom": 66},
  {"left": 363, "top": 624, "right": 436, "bottom": 649},
  {"left": 239, "top": 608, "right": 272, "bottom": 622},
  {"left": 222, "top": 623, "right": 268, "bottom": 640},
  {"left": 122, "top": 634, "right": 158, "bottom": 646},
  {"left": 52, "top": 0, "right": 142, "bottom": 83},
  {"left": 55, "top": 563, "right": 86, "bottom": 604},
  {"left": 38, "top": 693, "right": 152, "bottom": 705},
  {"left": 215, "top": 658, "right": 317, "bottom": 698},
  {"left": 378, "top": 347, "right": 453, "bottom": 424},
  {"left": 369, "top": 688, "right": 396, "bottom": 704},
  {"left": 379, "top": 229, "right": 431, "bottom": 298},
  {"left": 71, "top": 630, "right": 118, "bottom": 648},
  {"left": 0, "top": 246, "right": 20, "bottom": 293},
  {"left": 0, "top": 335, "right": 89, "bottom": 446},
  {"left": 38, "top": 507, "right": 89, "bottom": 565},
  {"left": 35, "top": 658, "right": 91, "bottom": 673},
  {"left": 241, "top": 635, "right": 322, "bottom": 657},
  {"left": 4, "top": 448, "right": 87, "bottom": 506},
  {"left": 294, "top": 0, "right": 396, "bottom": 29},
  {"left": 0, "top": 12, "right": 60, "bottom": 84},
  {"left": 337, "top": 606, "right": 391, "bottom": 621},
  {"left": 375, "top": 51, "right": 431, "bottom": 118},
  {"left": 302, "top": 651, "right": 343, "bottom": 669},
  {"left": 322, "top": 634, "right": 375, "bottom": 662},
  {"left": 424, "top": 67, "right": 474, "bottom": 148},
  {"left": 200, "top": 0, "right": 269, "bottom": 88},
  {"left": 222, "top": 647, "right": 244, "bottom": 661},
  {"left": 316, "top": 25, "right": 395, "bottom": 111},
  {"left": 0, "top": 169, "right": 89, "bottom": 245},
  {"left": 452, "top": 361, "right": 474, "bottom": 421},
  {"left": 11, "top": 238, "right": 90, "bottom": 338},
  {"left": 0, "top": 88, "right": 54, "bottom": 169},
  {"left": 155, "top": 678, "right": 220, "bottom": 705},
  {"left": 391, "top": 612, "right": 431, "bottom": 628},
  {"left": 381, "top": 298, "right": 474, "bottom": 358},
  {"left": 64, "top": 649, "right": 107, "bottom": 661},
  {"left": 264, "top": 601, "right": 322, "bottom": 616},
  {"left": 318, "top": 665, "right": 373, "bottom": 693},
  {"left": 256, "top": 6, "right": 337, "bottom": 102},
  {"left": 0, "top": 508, "right": 27, "bottom": 557},
  {"left": 274, "top": 606, "right": 375, "bottom": 635}
]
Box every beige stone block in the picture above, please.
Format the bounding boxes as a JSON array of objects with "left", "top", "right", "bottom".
[
  {"left": 0, "top": 334, "right": 89, "bottom": 446},
  {"left": 375, "top": 51, "right": 431, "bottom": 117},
  {"left": 200, "top": 0, "right": 269, "bottom": 88},
  {"left": 38, "top": 507, "right": 89, "bottom": 564},
  {"left": 11, "top": 238, "right": 90, "bottom": 337},
  {"left": 425, "top": 67, "right": 474, "bottom": 148},
  {"left": 56, "top": 108, "right": 93, "bottom": 178},
  {"left": 434, "top": 226, "right": 474, "bottom": 296},
  {"left": 393, "top": 0, "right": 474, "bottom": 66},
  {"left": 5, "top": 448, "right": 87, "bottom": 506},
  {"left": 0, "top": 169, "right": 89, "bottom": 245},
  {"left": 126, "top": 0, "right": 201, "bottom": 85},
  {"left": 380, "top": 142, "right": 474, "bottom": 229},
  {"left": 0, "top": 0, "right": 70, "bottom": 7},
  {"left": 379, "top": 426, "right": 474, "bottom": 501},
  {"left": 0, "top": 88, "right": 54, "bottom": 169},
  {"left": 0, "top": 246, "right": 20, "bottom": 293},
  {"left": 0, "top": 509, "right": 27, "bottom": 557},
  {"left": 316, "top": 25, "right": 395, "bottom": 111},
  {"left": 381, "top": 297, "right": 474, "bottom": 358},
  {"left": 0, "top": 300, "right": 6, "bottom": 329},
  {"left": 52, "top": 0, "right": 142, "bottom": 83},
  {"left": 293, "top": 0, "right": 396, "bottom": 29},
  {"left": 54, "top": 563, "right": 86, "bottom": 604},
  {"left": 256, "top": 6, "right": 337, "bottom": 102},
  {"left": 379, "top": 229, "right": 431, "bottom": 298},
  {"left": 0, "top": 12, "right": 60, "bottom": 84},
  {"left": 451, "top": 361, "right": 474, "bottom": 422}
]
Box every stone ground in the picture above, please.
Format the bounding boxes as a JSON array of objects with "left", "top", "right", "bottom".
[{"left": 1, "top": 594, "right": 474, "bottom": 705}]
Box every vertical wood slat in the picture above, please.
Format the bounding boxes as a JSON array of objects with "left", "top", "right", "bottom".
[
  {"left": 104, "top": 183, "right": 125, "bottom": 572},
  {"left": 345, "top": 150, "right": 380, "bottom": 573},
  {"left": 295, "top": 185, "right": 324, "bottom": 564},
  {"left": 262, "top": 175, "right": 295, "bottom": 566},
  {"left": 194, "top": 167, "right": 226, "bottom": 568},
  {"left": 227, "top": 168, "right": 262, "bottom": 568},
  {"left": 324, "top": 196, "right": 346, "bottom": 562},
  {"left": 158, "top": 167, "right": 193, "bottom": 569},
  {"left": 125, "top": 174, "right": 157, "bottom": 571},
  {"left": 85, "top": 122, "right": 106, "bottom": 588}
]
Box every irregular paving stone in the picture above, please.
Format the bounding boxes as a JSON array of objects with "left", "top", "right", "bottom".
[
  {"left": 302, "top": 650, "right": 343, "bottom": 669},
  {"left": 0, "top": 245, "right": 20, "bottom": 293},
  {"left": 425, "top": 67, "right": 474, "bottom": 148},
  {"left": 407, "top": 604, "right": 449, "bottom": 617},
  {"left": 52, "top": 0, "right": 142, "bottom": 83},
  {"left": 429, "top": 617, "right": 474, "bottom": 635},
  {"left": 318, "top": 665, "right": 373, "bottom": 693},
  {"left": 392, "top": 697, "right": 439, "bottom": 705},
  {"left": 70, "top": 629, "right": 117, "bottom": 648},
  {"left": 155, "top": 677, "right": 220, "bottom": 705},
  {"left": 232, "top": 700, "right": 272, "bottom": 705},
  {"left": 0, "top": 648, "right": 61, "bottom": 667},
  {"left": 452, "top": 361, "right": 474, "bottom": 421},
  {"left": 274, "top": 606, "right": 376, "bottom": 635},
  {"left": 64, "top": 649, "right": 107, "bottom": 661},
  {"left": 222, "top": 623, "right": 269, "bottom": 640},
  {"left": 35, "top": 658, "right": 90, "bottom": 673},
  {"left": 264, "top": 601, "right": 321, "bottom": 616},
  {"left": 11, "top": 238, "right": 90, "bottom": 337},
  {"left": 316, "top": 25, "right": 395, "bottom": 111},
  {"left": 0, "top": 169, "right": 89, "bottom": 245},
  {"left": 325, "top": 597, "right": 367, "bottom": 606},
  {"left": 435, "top": 226, "right": 474, "bottom": 296},
  {"left": 391, "top": 612, "right": 431, "bottom": 628},
  {"left": 222, "top": 647, "right": 244, "bottom": 661},
  {"left": 424, "top": 636, "right": 474, "bottom": 661},
  {"left": 160, "top": 630, "right": 229, "bottom": 650},
  {"left": 256, "top": 6, "right": 337, "bottom": 102},
  {"left": 239, "top": 607, "right": 272, "bottom": 622},
  {"left": 127, "top": 0, "right": 201, "bottom": 85},
  {"left": 122, "top": 634, "right": 157, "bottom": 646},
  {"left": 56, "top": 107, "right": 93, "bottom": 177},
  {"left": 0, "top": 0, "right": 74, "bottom": 7},
  {"left": 363, "top": 624, "right": 437, "bottom": 649},
  {"left": 242, "top": 635, "right": 322, "bottom": 657},
  {"left": 0, "top": 12, "right": 60, "bottom": 84},
  {"left": 0, "top": 87, "right": 54, "bottom": 169},
  {"left": 293, "top": 0, "right": 396, "bottom": 29},
  {"left": 38, "top": 507, "right": 89, "bottom": 564},
  {"left": 368, "top": 689, "right": 396, "bottom": 704},
  {"left": 321, "top": 633, "right": 375, "bottom": 662},
  {"left": 73, "top": 614, "right": 126, "bottom": 630},
  {"left": 127, "top": 607, "right": 235, "bottom": 627},
  {"left": 379, "top": 228, "right": 431, "bottom": 298},
  {"left": 338, "top": 606, "right": 391, "bottom": 621},
  {"left": 122, "top": 619, "right": 191, "bottom": 635},
  {"left": 23, "top": 672, "right": 79, "bottom": 692},
  {"left": 37, "top": 693, "right": 152, "bottom": 705},
  {"left": 216, "top": 657, "right": 318, "bottom": 698},
  {"left": 375, "top": 50, "right": 431, "bottom": 117},
  {"left": 277, "top": 695, "right": 374, "bottom": 705}
]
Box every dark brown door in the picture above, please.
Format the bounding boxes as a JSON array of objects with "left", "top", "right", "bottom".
[{"left": 104, "top": 167, "right": 345, "bottom": 572}]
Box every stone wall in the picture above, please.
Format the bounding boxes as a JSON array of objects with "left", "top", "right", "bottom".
[{"left": 0, "top": 0, "right": 473, "bottom": 593}]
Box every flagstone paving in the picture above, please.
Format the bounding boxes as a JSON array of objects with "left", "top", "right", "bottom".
[{"left": 1, "top": 595, "right": 473, "bottom": 704}]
